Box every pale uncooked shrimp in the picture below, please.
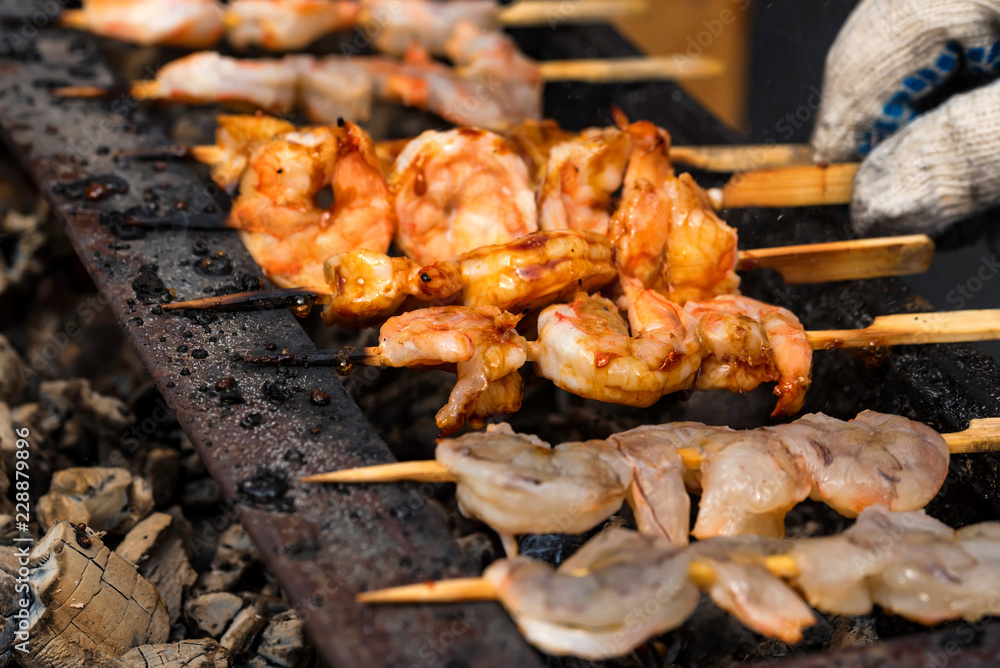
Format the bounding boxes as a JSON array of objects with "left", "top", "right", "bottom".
[
  {"left": 226, "top": 0, "right": 360, "bottom": 51},
  {"left": 365, "top": 0, "right": 500, "bottom": 57},
  {"left": 151, "top": 52, "right": 303, "bottom": 114},
  {"left": 774, "top": 410, "right": 950, "bottom": 516},
  {"left": 233, "top": 122, "right": 394, "bottom": 291},
  {"left": 74, "top": 0, "right": 224, "bottom": 48},
  {"left": 390, "top": 129, "right": 538, "bottom": 264},
  {"left": 483, "top": 528, "right": 699, "bottom": 660},
  {"left": 374, "top": 306, "right": 529, "bottom": 435},
  {"left": 683, "top": 295, "right": 813, "bottom": 416},
  {"left": 436, "top": 424, "right": 634, "bottom": 545},
  {"left": 321, "top": 229, "right": 615, "bottom": 327},
  {"left": 690, "top": 430, "right": 813, "bottom": 539}
]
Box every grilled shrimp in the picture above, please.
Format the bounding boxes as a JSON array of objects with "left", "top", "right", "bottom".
[
  {"left": 233, "top": 123, "right": 394, "bottom": 291},
  {"left": 75, "top": 0, "right": 224, "bottom": 48},
  {"left": 610, "top": 122, "right": 739, "bottom": 303},
  {"left": 226, "top": 0, "right": 360, "bottom": 51},
  {"left": 375, "top": 306, "right": 529, "bottom": 435},
  {"left": 530, "top": 287, "right": 703, "bottom": 407},
  {"left": 322, "top": 249, "right": 464, "bottom": 328},
  {"left": 322, "top": 229, "right": 616, "bottom": 326},
  {"left": 539, "top": 127, "right": 633, "bottom": 234},
  {"left": 191, "top": 114, "right": 296, "bottom": 192},
  {"left": 684, "top": 295, "right": 813, "bottom": 416},
  {"left": 390, "top": 129, "right": 538, "bottom": 264}
]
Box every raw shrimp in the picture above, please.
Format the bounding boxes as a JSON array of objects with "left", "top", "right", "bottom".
[
  {"left": 774, "top": 410, "right": 950, "bottom": 517},
  {"left": 538, "top": 127, "right": 633, "bottom": 234},
  {"left": 73, "top": 0, "right": 224, "bottom": 48},
  {"left": 484, "top": 528, "right": 700, "bottom": 660},
  {"left": 233, "top": 122, "right": 394, "bottom": 291},
  {"left": 610, "top": 424, "right": 706, "bottom": 545},
  {"left": 689, "top": 539, "right": 817, "bottom": 643},
  {"left": 191, "top": 114, "right": 296, "bottom": 192},
  {"left": 390, "top": 129, "right": 538, "bottom": 264},
  {"left": 530, "top": 287, "right": 702, "bottom": 407},
  {"left": 296, "top": 58, "right": 377, "bottom": 125},
  {"left": 150, "top": 52, "right": 303, "bottom": 113},
  {"left": 226, "top": 0, "right": 360, "bottom": 51},
  {"left": 375, "top": 306, "right": 529, "bottom": 435},
  {"left": 683, "top": 295, "right": 813, "bottom": 416},
  {"left": 436, "top": 424, "right": 634, "bottom": 542},
  {"left": 690, "top": 430, "right": 813, "bottom": 539},
  {"left": 788, "top": 506, "right": 999, "bottom": 623},
  {"left": 321, "top": 229, "right": 616, "bottom": 326}
]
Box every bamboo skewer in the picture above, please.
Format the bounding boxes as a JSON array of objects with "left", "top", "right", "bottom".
[
  {"left": 708, "top": 163, "right": 859, "bottom": 209},
  {"left": 670, "top": 143, "right": 814, "bottom": 172},
  {"left": 806, "top": 310, "right": 1000, "bottom": 350},
  {"left": 497, "top": 0, "right": 648, "bottom": 26},
  {"left": 301, "top": 419, "right": 1000, "bottom": 488},
  {"left": 535, "top": 55, "right": 725, "bottom": 83},
  {"left": 735, "top": 235, "right": 934, "bottom": 284},
  {"left": 356, "top": 554, "right": 803, "bottom": 605}
]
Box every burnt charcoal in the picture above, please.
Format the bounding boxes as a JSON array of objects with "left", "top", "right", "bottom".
[
  {"left": 52, "top": 174, "right": 129, "bottom": 201},
  {"left": 261, "top": 381, "right": 292, "bottom": 404},
  {"left": 132, "top": 264, "right": 171, "bottom": 304},
  {"left": 194, "top": 252, "right": 234, "bottom": 277},
  {"left": 237, "top": 469, "right": 294, "bottom": 512}
]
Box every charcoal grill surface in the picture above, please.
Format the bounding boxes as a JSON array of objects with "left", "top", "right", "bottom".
[{"left": 1, "top": 10, "right": 1000, "bottom": 668}]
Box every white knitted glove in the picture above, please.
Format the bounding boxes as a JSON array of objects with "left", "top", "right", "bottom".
[{"left": 812, "top": 0, "right": 1000, "bottom": 235}]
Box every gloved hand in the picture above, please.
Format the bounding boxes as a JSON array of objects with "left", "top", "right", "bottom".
[{"left": 811, "top": 0, "right": 1000, "bottom": 236}]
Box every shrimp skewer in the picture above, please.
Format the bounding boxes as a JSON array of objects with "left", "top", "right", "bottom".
[
  {"left": 390, "top": 129, "right": 539, "bottom": 264},
  {"left": 322, "top": 229, "right": 616, "bottom": 327},
  {"left": 357, "top": 508, "right": 1000, "bottom": 659},
  {"left": 56, "top": 0, "right": 647, "bottom": 52},
  {"left": 231, "top": 121, "right": 395, "bottom": 291},
  {"left": 291, "top": 300, "right": 1000, "bottom": 424},
  {"left": 305, "top": 411, "right": 954, "bottom": 547}
]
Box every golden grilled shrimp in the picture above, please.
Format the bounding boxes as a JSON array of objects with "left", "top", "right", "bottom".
[
  {"left": 233, "top": 122, "right": 394, "bottom": 291},
  {"left": 610, "top": 122, "right": 740, "bottom": 303},
  {"left": 390, "top": 128, "right": 539, "bottom": 265},
  {"left": 192, "top": 114, "right": 297, "bottom": 192},
  {"left": 684, "top": 295, "right": 813, "bottom": 416},
  {"left": 322, "top": 230, "right": 616, "bottom": 327},
  {"left": 538, "top": 127, "right": 633, "bottom": 234},
  {"left": 375, "top": 306, "right": 529, "bottom": 435},
  {"left": 530, "top": 286, "right": 703, "bottom": 407}
]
